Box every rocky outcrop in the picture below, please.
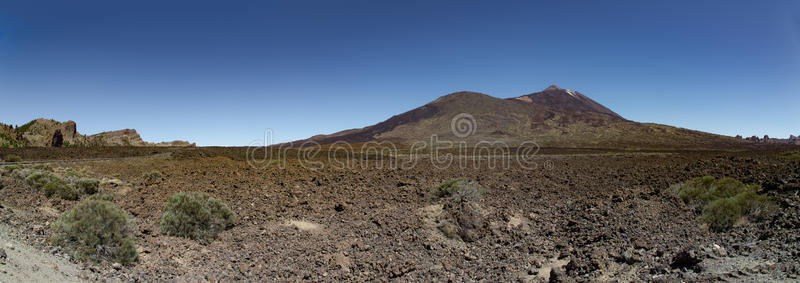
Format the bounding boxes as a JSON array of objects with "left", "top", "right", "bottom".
[
  {"left": 17, "top": 119, "right": 79, "bottom": 146},
  {"left": 51, "top": 130, "right": 64, "bottom": 147},
  {"left": 740, "top": 134, "right": 800, "bottom": 145},
  {"left": 0, "top": 118, "right": 194, "bottom": 148}
]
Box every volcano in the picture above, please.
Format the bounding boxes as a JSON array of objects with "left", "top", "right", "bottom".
[{"left": 298, "top": 85, "right": 746, "bottom": 149}]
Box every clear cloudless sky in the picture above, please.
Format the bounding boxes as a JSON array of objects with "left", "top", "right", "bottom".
[{"left": 1, "top": 0, "right": 798, "bottom": 146}]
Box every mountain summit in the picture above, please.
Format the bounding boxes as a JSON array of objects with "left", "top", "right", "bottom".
[
  {"left": 510, "top": 86, "right": 624, "bottom": 120},
  {"left": 299, "top": 85, "right": 745, "bottom": 149}
]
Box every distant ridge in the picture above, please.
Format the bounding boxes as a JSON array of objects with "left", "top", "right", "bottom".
[
  {"left": 297, "top": 85, "right": 750, "bottom": 149},
  {"left": 0, "top": 118, "right": 194, "bottom": 148}
]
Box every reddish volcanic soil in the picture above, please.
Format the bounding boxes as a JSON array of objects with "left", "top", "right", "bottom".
[{"left": 1, "top": 147, "right": 799, "bottom": 281}]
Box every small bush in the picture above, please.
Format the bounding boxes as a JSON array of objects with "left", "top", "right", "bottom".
[
  {"left": 702, "top": 198, "right": 742, "bottom": 232},
  {"left": 3, "top": 154, "right": 21, "bottom": 162},
  {"left": 64, "top": 168, "right": 89, "bottom": 178},
  {"left": 160, "top": 192, "right": 235, "bottom": 242},
  {"left": 41, "top": 179, "right": 80, "bottom": 200},
  {"left": 142, "top": 170, "right": 163, "bottom": 184},
  {"left": 732, "top": 190, "right": 776, "bottom": 221},
  {"left": 438, "top": 222, "right": 458, "bottom": 239},
  {"left": 74, "top": 177, "right": 100, "bottom": 194},
  {"left": 432, "top": 179, "right": 486, "bottom": 201},
  {"left": 32, "top": 164, "right": 52, "bottom": 171},
  {"left": 52, "top": 200, "right": 137, "bottom": 265},
  {"left": 1, "top": 165, "right": 21, "bottom": 174},
  {"left": 675, "top": 176, "right": 776, "bottom": 232},
  {"left": 24, "top": 170, "right": 95, "bottom": 200},
  {"left": 13, "top": 168, "right": 34, "bottom": 179},
  {"left": 88, "top": 192, "right": 114, "bottom": 202},
  {"left": 25, "top": 171, "right": 59, "bottom": 189}
]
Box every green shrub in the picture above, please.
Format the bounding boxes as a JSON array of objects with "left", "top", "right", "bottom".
[
  {"left": 675, "top": 176, "right": 776, "bottom": 232},
  {"left": 32, "top": 164, "right": 52, "bottom": 171},
  {"left": 41, "top": 179, "right": 80, "bottom": 200},
  {"left": 88, "top": 192, "right": 114, "bottom": 202},
  {"left": 142, "top": 170, "right": 163, "bottom": 184},
  {"left": 3, "top": 154, "right": 21, "bottom": 162},
  {"left": 1, "top": 165, "right": 21, "bottom": 174},
  {"left": 52, "top": 200, "right": 137, "bottom": 265},
  {"left": 24, "top": 170, "right": 95, "bottom": 200},
  {"left": 13, "top": 168, "right": 34, "bottom": 179},
  {"left": 160, "top": 192, "right": 235, "bottom": 242},
  {"left": 25, "top": 171, "right": 58, "bottom": 189},
  {"left": 64, "top": 168, "right": 89, "bottom": 178},
  {"left": 732, "top": 190, "right": 776, "bottom": 221},
  {"left": 74, "top": 177, "right": 100, "bottom": 194},
  {"left": 432, "top": 179, "right": 486, "bottom": 201},
  {"left": 702, "top": 198, "right": 742, "bottom": 232}
]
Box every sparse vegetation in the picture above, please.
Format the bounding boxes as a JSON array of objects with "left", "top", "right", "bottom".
[
  {"left": 25, "top": 171, "right": 59, "bottom": 189},
  {"left": 431, "top": 179, "right": 488, "bottom": 242},
  {"left": 160, "top": 192, "right": 235, "bottom": 242},
  {"left": 16, "top": 166, "right": 101, "bottom": 200},
  {"left": 64, "top": 168, "right": 89, "bottom": 178},
  {"left": 0, "top": 133, "right": 24, "bottom": 148},
  {"left": 74, "top": 177, "right": 100, "bottom": 194},
  {"left": 3, "top": 154, "right": 22, "bottom": 162},
  {"left": 52, "top": 199, "right": 138, "bottom": 265},
  {"left": 142, "top": 170, "right": 163, "bottom": 184},
  {"left": 1, "top": 165, "right": 22, "bottom": 174},
  {"left": 432, "top": 179, "right": 486, "bottom": 201},
  {"left": 15, "top": 119, "right": 36, "bottom": 133},
  {"left": 88, "top": 192, "right": 114, "bottom": 202},
  {"left": 777, "top": 150, "right": 800, "bottom": 160},
  {"left": 673, "top": 176, "right": 776, "bottom": 232},
  {"left": 438, "top": 222, "right": 458, "bottom": 239},
  {"left": 32, "top": 164, "right": 52, "bottom": 171},
  {"left": 13, "top": 168, "right": 34, "bottom": 179},
  {"left": 41, "top": 178, "right": 80, "bottom": 200}
]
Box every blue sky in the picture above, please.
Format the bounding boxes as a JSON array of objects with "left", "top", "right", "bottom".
[{"left": 1, "top": 0, "right": 798, "bottom": 146}]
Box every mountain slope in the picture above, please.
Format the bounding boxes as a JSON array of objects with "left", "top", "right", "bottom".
[{"left": 300, "top": 85, "right": 748, "bottom": 149}]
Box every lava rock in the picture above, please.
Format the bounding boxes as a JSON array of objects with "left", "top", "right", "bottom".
[
  {"left": 549, "top": 267, "right": 566, "bottom": 283},
  {"left": 671, "top": 249, "right": 703, "bottom": 271}
]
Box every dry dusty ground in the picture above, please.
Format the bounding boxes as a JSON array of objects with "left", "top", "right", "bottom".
[
  {"left": 0, "top": 224, "right": 85, "bottom": 282},
  {"left": 0, "top": 147, "right": 799, "bottom": 282}
]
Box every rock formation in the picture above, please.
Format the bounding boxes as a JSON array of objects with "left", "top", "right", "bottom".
[{"left": 0, "top": 118, "right": 194, "bottom": 148}]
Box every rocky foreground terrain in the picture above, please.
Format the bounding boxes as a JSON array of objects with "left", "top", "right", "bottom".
[{"left": 0, "top": 147, "right": 798, "bottom": 281}]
